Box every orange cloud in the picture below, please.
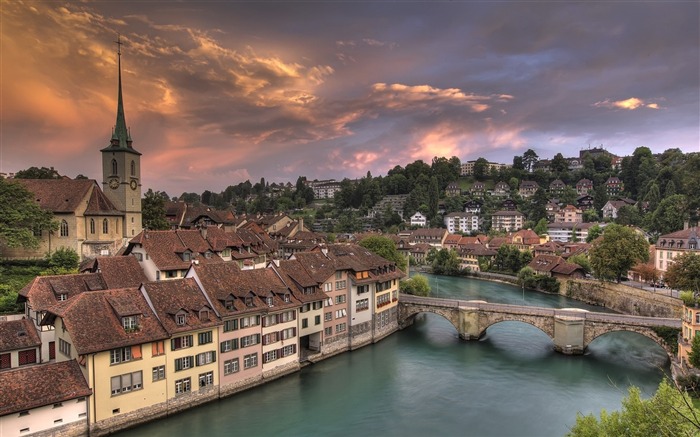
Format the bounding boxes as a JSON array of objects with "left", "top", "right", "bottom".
[{"left": 593, "top": 97, "right": 661, "bottom": 110}]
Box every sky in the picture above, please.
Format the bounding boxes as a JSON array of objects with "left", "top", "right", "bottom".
[{"left": 1, "top": 1, "right": 698, "bottom": 197}]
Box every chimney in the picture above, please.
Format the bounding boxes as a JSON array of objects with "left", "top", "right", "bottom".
[
  {"left": 684, "top": 221, "right": 689, "bottom": 230},
  {"left": 298, "top": 217, "right": 304, "bottom": 232}
]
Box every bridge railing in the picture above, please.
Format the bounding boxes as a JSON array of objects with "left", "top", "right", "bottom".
[{"left": 399, "top": 294, "right": 681, "bottom": 328}]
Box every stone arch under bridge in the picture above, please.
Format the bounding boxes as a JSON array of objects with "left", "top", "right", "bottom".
[
  {"left": 584, "top": 323, "right": 675, "bottom": 359},
  {"left": 398, "top": 302, "right": 460, "bottom": 331}
]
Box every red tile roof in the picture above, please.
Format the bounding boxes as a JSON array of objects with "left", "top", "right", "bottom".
[
  {"left": 19, "top": 273, "right": 108, "bottom": 312},
  {"left": 0, "top": 360, "right": 92, "bottom": 416},
  {"left": 0, "top": 319, "right": 41, "bottom": 353},
  {"left": 15, "top": 179, "right": 96, "bottom": 213}
]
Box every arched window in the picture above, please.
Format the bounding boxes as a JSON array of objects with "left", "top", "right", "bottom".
[
  {"left": 103, "top": 219, "right": 109, "bottom": 234},
  {"left": 60, "top": 220, "right": 69, "bottom": 237},
  {"left": 111, "top": 159, "right": 118, "bottom": 175},
  {"left": 90, "top": 219, "right": 95, "bottom": 234},
  {"left": 130, "top": 160, "right": 136, "bottom": 176}
]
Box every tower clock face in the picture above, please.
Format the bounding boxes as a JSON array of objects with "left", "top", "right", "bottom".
[
  {"left": 109, "top": 178, "right": 119, "bottom": 189},
  {"left": 130, "top": 180, "right": 138, "bottom": 190}
]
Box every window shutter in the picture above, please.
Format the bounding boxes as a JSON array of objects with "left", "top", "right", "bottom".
[
  {"left": 171, "top": 339, "right": 177, "bottom": 350},
  {"left": 262, "top": 317, "right": 267, "bottom": 328},
  {"left": 293, "top": 328, "right": 296, "bottom": 337},
  {"left": 131, "top": 345, "right": 142, "bottom": 359},
  {"left": 175, "top": 359, "right": 181, "bottom": 371},
  {"left": 133, "top": 371, "right": 142, "bottom": 386},
  {"left": 220, "top": 342, "right": 226, "bottom": 353},
  {"left": 233, "top": 339, "right": 239, "bottom": 350},
  {"left": 212, "top": 352, "right": 216, "bottom": 363},
  {"left": 111, "top": 376, "right": 120, "bottom": 393}
]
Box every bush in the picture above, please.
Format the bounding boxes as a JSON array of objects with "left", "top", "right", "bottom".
[{"left": 399, "top": 275, "right": 430, "bottom": 297}]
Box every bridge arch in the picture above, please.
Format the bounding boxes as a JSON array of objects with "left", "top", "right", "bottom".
[
  {"left": 398, "top": 304, "right": 461, "bottom": 334},
  {"left": 477, "top": 314, "right": 556, "bottom": 340},
  {"left": 584, "top": 326, "right": 674, "bottom": 360}
]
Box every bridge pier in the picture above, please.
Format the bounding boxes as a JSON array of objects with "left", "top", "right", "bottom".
[
  {"left": 458, "top": 309, "right": 482, "bottom": 340},
  {"left": 553, "top": 316, "right": 585, "bottom": 355}
]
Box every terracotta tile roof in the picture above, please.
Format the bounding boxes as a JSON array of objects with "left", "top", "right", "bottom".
[
  {"left": 487, "top": 236, "right": 512, "bottom": 248},
  {"left": 141, "top": 278, "right": 221, "bottom": 335},
  {"left": 19, "top": 273, "right": 108, "bottom": 312},
  {"left": 43, "top": 288, "right": 169, "bottom": 355},
  {"left": 14, "top": 179, "right": 95, "bottom": 213},
  {"left": 128, "top": 229, "right": 223, "bottom": 271},
  {"left": 85, "top": 256, "right": 148, "bottom": 288},
  {"left": 0, "top": 319, "right": 41, "bottom": 353},
  {"left": 528, "top": 254, "right": 583, "bottom": 276},
  {"left": 443, "top": 234, "right": 462, "bottom": 245},
  {"left": 325, "top": 244, "right": 404, "bottom": 282},
  {"left": 409, "top": 243, "right": 432, "bottom": 254},
  {"left": 0, "top": 360, "right": 92, "bottom": 416},
  {"left": 458, "top": 244, "right": 497, "bottom": 257},
  {"left": 84, "top": 185, "right": 121, "bottom": 215},
  {"left": 513, "top": 229, "right": 541, "bottom": 245},
  {"left": 292, "top": 251, "right": 337, "bottom": 283},
  {"left": 277, "top": 259, "right": 329, "bottom": 303},
  {"left": 534, "top": 241, "right": 565, "bottom": 254}
]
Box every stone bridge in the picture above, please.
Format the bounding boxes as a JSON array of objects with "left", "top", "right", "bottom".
[{"left": 398, "top": 294, "right": 681, "bottom": 358}]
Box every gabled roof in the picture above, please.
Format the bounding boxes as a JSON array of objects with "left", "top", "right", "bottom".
[
  {"left": 128, "top": 229, "right": 224, "bottom": 270},
  {"left": 0, "top": 319, "right": 41, "bottom": 353},
  {"left": 0, "top": 360, "right": 92, "bottom": 416},
  {"left": 81, "top": 256, "right": 148, "bottom": 289},
  {"left": 15, "top": 179, "right": 98, "bottom": 213},
  {"left": 141, "top": 278, "right": 220, "bottom": 335},
  {"left": 513, "top": 229, "right": 540, "bottom": 245},
  {"left": 19, "top": 273, "right": 108, "bottom": 312},
  {"left": 84, "top": 185, "right": 122, "bottom": 216},
  {"left": 458, "top": 243, "right": 497, "bottom": 257},
  {"left": 527, "top": 254, "right": 582, "bottom": 275},
  {"left": 277, "top": 259, "right": 329, "bottom": 304},
  {"left": 43, "top": 287, "right": 169, "bottom": 355}
]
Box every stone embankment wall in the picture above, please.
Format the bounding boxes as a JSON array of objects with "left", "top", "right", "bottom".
[
  {"left": 564, "top": 279, "right": 682, "bottom": 318},
  {"left": 28, "top": 421, "right": 88, "bottom": 437}
]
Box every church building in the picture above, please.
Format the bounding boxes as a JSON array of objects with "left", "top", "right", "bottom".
[{"left": 1, "top": 41, "right": 142, "bottom": 260}]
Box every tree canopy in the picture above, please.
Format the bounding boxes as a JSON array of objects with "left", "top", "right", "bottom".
[
  {"left": 589, "top": 224, "right": 649, "bottom": 282},
  {"left": 142, "top": 189, "right": 170, "bottom": 231},
  {"left": 399, "top": 275, "right": 430, "bottom": 296},
  {"left": 358, "top": 235, "right": 407, "bottom": 271},
  {"left": 567, "top": 379, "right": 700, "bottom": 437},
  {"left": 665, "top": 252, "right": 700, "bottom": 294},
  {"left": 14, "top": 166, "right": 62, "bottom": 179},
  {"left": 0, "top": 178, "right": 56, "bottom": 250}
]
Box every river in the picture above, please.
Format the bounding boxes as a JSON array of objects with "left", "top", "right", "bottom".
[{"left": 119, "top": 274, "right": 670, "bottom": 437}]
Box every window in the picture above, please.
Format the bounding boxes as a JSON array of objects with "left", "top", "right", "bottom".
[
  {"left": 283, "top": 293, "right": 291, "bottom": 302},
  {"left": 224, "top": 298, "right": 235, "bottom": 311},
  {"left": 335, "top": 323, "right": 347, "bottom": 333},
  {"left": 325, "top": 312, "right": 332, "bottom": 321},
  {"left": 281, "top": 344, "right": 296, "bottom": 357},
  {"left": 224, "top": 358, "right": 239, "bottom": 375},
  {"left": 111, "top": 159, "right": 118, "bottom": 175},
  {"left": 335, "top": 271, "right": 342, "bottom": 280},
  {"left": 198, "top": 371, "right": 214, "bottom": 388},
  {"left": 152, "top": 365, "right": 165, "bottom": 381},
  {"left": 174, "top": 356, "right": 194, "bottom": 371},
  {"left": 240, "top": 334, "right": 260, "bottom": 347},
  {"left": 335, "top": 280, "right": 347, "bottom": 290},
  {"left": 103, "top": 218, "right": 109, "bottom": 234},
  {"left": 220, "top": 339, "right": 239, "bottom": 353},
  {"left": 281, "top": 328, "right": 296, "bottom": 340},
  {"left": 171, "top": 335, "right": 193, "bottom": 350},
  {"left": 324, "top": 283, "right": 332, "bottom": 292},
  {"left": 335, "top": 295, "right": 346, "bottom": 304},
  {"left": 133, "top": 252, "right": 143, "bottom": 262},
  {"left": 263, "top": 350, "right": 278, "bottom": 363},
  {"left": 57, "top": 293, "right": 67, "bottom": 301},
  {"left": 357, "top": 285, "right": 369, "bottom": 294},
  {"left": 266, "top": 296, "right": 274, "bottom": 307},
  {"left": 325, "top": 297, "right": 333, "bottom": 307},
  {"left": 243, "top": 353, "right": 258, "bottom": 369},
  {"left": 53, "top": 403, "right": 63, "bottom": 408},
  {"left": 110, "top": 346, "right": 141, "bottom": 365},
  {"left": 18, "top": 349, "right": 37, "bottom": 366},
  {"left": 175, "top": 377, "right": 191, "bottom": 395},
  {"left": 130, "top": 160, "right": 136, "bottom": 176},
  {"left": 335, "top": 309, "right": 347, "bottom": 318},
  {"left": 176, "top": 313, "right": 187, "bottom": 325},
  {"left": 0, "top": 353, "right": 10, "bottom": 369},
  {"left": 279, "top": 310, "right": 295, "bottom": 323},
  {"left": 313, "top": 301, "right": 323, "bottom": 310},
  {"left": 60, "top": 220, "right": 69, "bottom": 237},
  {"left": 302, "top": 319, "right": 308, "bottom": 329},
  {"left": 315, "top": 315, "right": 321, "bottom": 325},
  {"left": 377, "top": 294, "right": 390, "bottom": 306},
  {"left": 324, "top": 327, "right": 332, "bottom": 336},
  {"left": 110, "top": 371, "right": 142, "bottom": 396},
  {"left": 263, "top": 332, "right": 279, "bottom": 345},
  {"left": 59, "top": 338, "right": 71, "bottom": 357},
  {"left": 167, "top": 270, "right": 179, "bottom": 279},
  {"left": 122, "top": 316, "right": 138, "bottom": 331},
  {"left": 196, "top": 351, "right": 216, "bottom": 366},
  {"left": 263, "top": 314, "right": 278, "bottom": 327},
  {"left": 378, "top": 311, "right": 390, "bottom": 328},
  {"left": 198, "top": 331, "right": 213, "bottom": 345},
  {"left": 240, "top": 315, "right": 260, "bottom": 328},
  {"left": 90, "top": 219, "right": 95, "bottom": 234},
  {"left": 152, "top": 341, "right": 165, "bottom": 357},
  {"left": 356, "top": 299, "right": 369, "bottom": 312}
]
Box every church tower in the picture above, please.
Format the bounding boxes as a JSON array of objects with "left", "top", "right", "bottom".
[{"left": 101, "top": 36, "right": 142, "bottom": 240}]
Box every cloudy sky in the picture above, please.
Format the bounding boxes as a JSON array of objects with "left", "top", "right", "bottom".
[{"left": 1, "top": 1, "right": 698, "bottom": 196}]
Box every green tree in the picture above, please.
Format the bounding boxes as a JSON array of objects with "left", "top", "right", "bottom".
[
  {"left": 568, "top": 254, "right": 591, "bottom": 275},
  {"left": 14, "top": 166, "right": 61, "bottom": 179},
  {"left": 550, "top": 152, "right": 569, "bottom": 174},
  {"left": 534, "top": 218, "right": 549, "bottom": 236},
  {"left": 567, "top": 379, "right": 700, "bottom": 437},
  {"left": 142, "top": 189, "right": 170, "bottom": 230},
  {"left": 665, "top": 253, "right": 700, "bottom": 294},
  {"left": 583, "top": 209, "right": 599, "bottom": 223},
  {"left": 358, "top": 235, "right": 407, "bottom": 271},
  {"left": 399, "top": 275, "right": 430, "bottom": 296},
  {"left": 428, "top": 176, "right": 439, "bottom": 219},
  {"left": 688, "top": 335, "right": 700, "bottom": 368},
  {"left": 589, "top": 224, "right": 649, "bottom": 283},
  {"left": 615, "top": 205, "right": 642, "bottom": 226},
  {"left": 650, "top": 194, "right": 689, "bottom": 235},
  {"left": 586, "top": 224, "right": 603, "bottom": 242},
  {"left": 42, "top": 247, "right": 80, "bottom": 275},
  {"left": 473, "top": 157, "right": 489, "bottom": 181},
  {"left": 0, "top": 178, "right": 57, "bottom": 250},
  {"left": 430, "top": 248, "right": 461, "bottom": 275},
  {"left": 522, "top": 149, "right": 539, "bottom": 173}
]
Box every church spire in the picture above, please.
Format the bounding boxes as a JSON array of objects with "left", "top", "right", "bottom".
[{"left": 107, "top": 34, "right": 137, "bottom": 151}]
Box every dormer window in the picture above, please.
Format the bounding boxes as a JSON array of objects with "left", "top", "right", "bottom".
[
  {"left": 284, "top": 293, "right": 291, "bottom": 302},
  {"left": 57, "top": 293, "right": 67, "bottom": 301},
  {"left": 182, "top": 252, "right": 191, "bottom": 262},
  {"left": 199, "top": 308, "right": 209, "bottom": 322},
  {"left": 225, "top": 297, "right": 235, "bottom": 310},
  {"left": 122, "top": 316, "right": 138, "bottom": 331},
  {"left": 176, "top": 313, "right": 186, "bottom": 326},
  {"left": 266, "top": 297, "right": 274, "bottom": 307},
  {"left": 245, "top": 297, "right": 254, "bottom": 307},
  {"left": 204, "top": 252, "right": 212, "bottom": 259}
]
